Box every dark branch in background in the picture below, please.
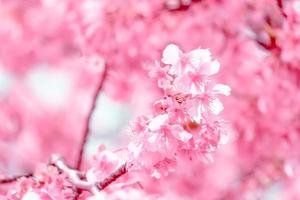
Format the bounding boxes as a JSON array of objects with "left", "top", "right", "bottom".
[
  {"left": 0, "top": 172, "right": 33, "bottom": 184},
  {"left": 75, "top": 64, "right": 108, "bottom": 170},
  {"left": 277, "top": 0, "right": 287, "bottom": 18},
  {"left": 256, "top": 15, "right": 282, "bottom": 54},
  {"left": 277, "top": 0, "right": 283, "bottom": 9}
]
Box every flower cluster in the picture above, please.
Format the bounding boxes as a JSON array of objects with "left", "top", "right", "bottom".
[
  {"left": 6, "top": 165, "right": 75, "bottom": 200},
  {"left": 128, "top": 44, "right": 230, "bottom": 177}
]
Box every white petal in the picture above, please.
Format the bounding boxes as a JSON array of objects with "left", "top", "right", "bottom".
[
  {"left": 190, "top": 84, "right": 199, "bottom": 95},
  {"left": 179, "top": 131, "right": 193, "bottom": 142},
  {"left": 193, "top": 105, "right": 202, "bottom": 123},
  {"left": 205, "top": 60, "right": 220, "bottom": 76},
  {"left": 209, "top": 98, "right": 224, "bottom": 115},
  {"left": 219, "top": 133, "right": 229, "bottom": 144},
  {"left": 22, "top": 192, "right": 41, "bottom": 200},
  {"left": 161, "top": 44, "right": 181, "bottom": 65},
  {"left": 148, "top": 133, "right": 158, "bottom": 143},
  {"left": 86, "top": 168, "right": 97, "bottom": 183},
  {"left": 284, "top": 162, "right": 294, "bottom": 177},
  {"left": 148, "top": 114, "right": 168, "bottom": 131},
  {"left": 187, "top": 48, "right": 211, "bottom": 67},
  {"left": 293, "top": 1, "right": 300, "bottom": 13},
  {"left": 213, "top": 84, "right": 231, "bottom": 96},
  {"left": 128, "top": 142, "right": 143, "bottom": 158},
  {"left": 151, "top": 169, "right": 162, "bottom": 179}
]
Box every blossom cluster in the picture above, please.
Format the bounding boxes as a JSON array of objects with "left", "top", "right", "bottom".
[{"left": 128, "top": 44, "right": 230, "bottom": 178}]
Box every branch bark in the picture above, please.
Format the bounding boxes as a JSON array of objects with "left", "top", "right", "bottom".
[
  {"left": 75, "top": 64, "right": 108, "bottom": 170},
  {"left": 97, "top": 163, "right": 128, "bottom": 190},
  {"left": 277, "top": 0, "right": 287, "bottom": 18},
  {"left": 51, "top": 155, "right": 128, "bottom": 197},
  {"left": 0, "top": 172, "right": 33, "bottom": 184}
]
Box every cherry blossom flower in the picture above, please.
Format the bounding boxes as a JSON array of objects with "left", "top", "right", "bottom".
[{"left": 128, "top": 45, "right": 230, "bottom": 178}]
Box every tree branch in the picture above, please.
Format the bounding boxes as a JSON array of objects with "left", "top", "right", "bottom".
[
  {"left": 75, "top": 64, "right": 108, "bottom": 170},
  {"left": 0, "top": 172, "right": 33, "bottom": 184},
  {"left": 277, "top": 0, "right": 287, "bottom": 18},
  {"left": 97, "top": 163, "right": 128, "bottom": 190},
  {"left": 51, "top": 155, "right": 128, "bottom": 197}
]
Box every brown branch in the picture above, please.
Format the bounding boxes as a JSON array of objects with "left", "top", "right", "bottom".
[
  {"left": 97, "top": 163, "right": 128, "bottom": 190},
  {"left": 277, "top": 0, "right": 287, "bottom": 18},
  {"left": 75, "top": 64, "right": 108, "bottom": 170},
  {"left": 0, "top": 172, "right": 33, "bottom": 184}
]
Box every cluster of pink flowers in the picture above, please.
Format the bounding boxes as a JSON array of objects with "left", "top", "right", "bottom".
[
  {"left": 129, "top": 44, "right": 230, "bottom": 177},
  {"left": 5, "top": 165, "right": 75, "bottom": 200}
]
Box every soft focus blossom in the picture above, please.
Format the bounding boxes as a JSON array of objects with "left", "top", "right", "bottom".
[{"left": 0, "top": 0, "right": 300, "bottom": 199}]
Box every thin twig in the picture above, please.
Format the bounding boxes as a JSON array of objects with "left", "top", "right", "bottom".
[
  {"left": 0, "top": 172, "right": 33, "bottom": 184},
  {"left": 75, "top": 64, "right": 108, "bottom": 170},
  {"left": 97, "top": 163, "right": 128, "bottom": 190},
  {"left": 277, "top": 0, "right": 287, "bottom": 18}
]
